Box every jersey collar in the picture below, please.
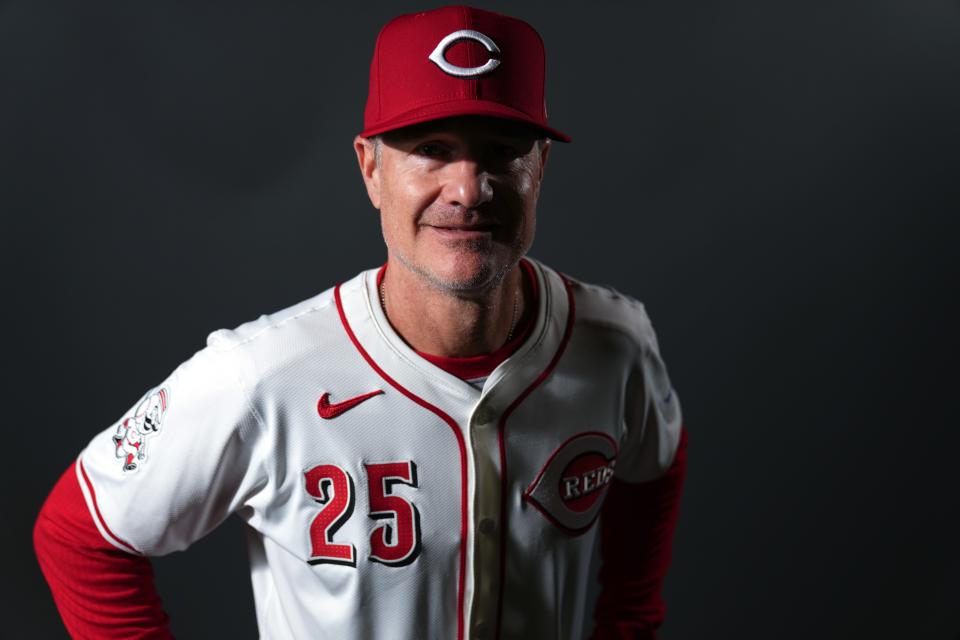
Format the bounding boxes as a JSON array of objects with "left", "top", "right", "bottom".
[{"left": 335, "top": 257, "right": 572, "bottom": 413}]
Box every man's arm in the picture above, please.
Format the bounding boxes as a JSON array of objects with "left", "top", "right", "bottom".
[
  {"left": 35, "top": 338, "right": 266, "bottom": 636},
  {"left": 591, "top": 428, "right": 688, "bottom": 640},
  {"left": 589, "top": 297, "right": 687, "bottom": 639},
  {"left": 34, "top": 463, "right": 172, "bottom": 638}
]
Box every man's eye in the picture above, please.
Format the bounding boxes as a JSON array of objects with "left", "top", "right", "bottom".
[{"left": 416, "top": 143, "right": 448, "bottom": 158}]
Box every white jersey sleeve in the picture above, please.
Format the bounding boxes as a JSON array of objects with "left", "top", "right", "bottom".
[
  {"left": 615, "top": 301, "right": 684, "bottom": 483},
  {"left": 569, "top": 277, "right": 683, "bottom": 484},
  {"left": 76, "top": 335, "right": 267, "bottom": 556}
]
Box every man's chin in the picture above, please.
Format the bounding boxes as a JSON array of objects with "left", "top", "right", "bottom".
[{"left": 419, "top": 256, "right": 514, "bottom": 295}]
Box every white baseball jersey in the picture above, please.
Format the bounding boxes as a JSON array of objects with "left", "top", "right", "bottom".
[{"left": 77, "top": 257, "right": 682, "bottom": 640}]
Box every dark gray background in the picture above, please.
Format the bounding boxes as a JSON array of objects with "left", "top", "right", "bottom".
[{"left": 3, "top": 1, "right": 958, "bottom": 638}]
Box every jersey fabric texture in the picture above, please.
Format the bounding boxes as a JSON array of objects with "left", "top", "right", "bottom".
[{"left": 53, "top": 258, "right": 684, "bottom": 640}]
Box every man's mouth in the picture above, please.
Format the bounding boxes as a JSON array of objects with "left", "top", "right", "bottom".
[
  {"left": 426, "top": 222, "right": 497, "bottom": 239},
  {"left": 425, "top": 223, "right": 497, "bottom": 239}
]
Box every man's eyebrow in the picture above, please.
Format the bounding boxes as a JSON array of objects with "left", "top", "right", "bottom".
[
  {"left": 381, "top": 130, "right": 440, "bottom": 147},
  {"left": 383, "top": 121, "right": 540, "bottom": 143}
]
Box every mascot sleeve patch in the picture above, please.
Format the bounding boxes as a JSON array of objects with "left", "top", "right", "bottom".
[{"left": 110, "top": 387, "right": 169, "bottom": 473}]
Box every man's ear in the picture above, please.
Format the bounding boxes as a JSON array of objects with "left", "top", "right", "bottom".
[
  {"left": 533, "top": 139, "right": 551, "bottom": 198},
  {"left": 354, "top": 135, "right": 381, "bottom": 209},
  {"left": 539, "top": 139, "right": 551, "bottom": 180}
]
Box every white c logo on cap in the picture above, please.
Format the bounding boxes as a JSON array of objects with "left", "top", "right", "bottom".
[{"left": 428, "top": 30, "right": 501, "bottom": 77}]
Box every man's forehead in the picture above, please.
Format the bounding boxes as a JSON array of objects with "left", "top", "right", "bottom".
[{"left": 379, "top": 116, "right": 544, "bottom": 143}]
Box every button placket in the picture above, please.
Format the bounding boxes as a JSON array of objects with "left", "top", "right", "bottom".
[{"left": 468, "top": 401, "right": 503, "bottom": 639}]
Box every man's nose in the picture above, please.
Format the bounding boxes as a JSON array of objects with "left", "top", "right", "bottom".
[{"left": 441, "top": 160, "right": 493, "bottom": 209}]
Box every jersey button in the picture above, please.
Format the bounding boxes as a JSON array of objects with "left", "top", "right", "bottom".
[
  {"left": 475, "top": 622, "right": 489, "bottom": 639},
  {"left": 473, "top": 407, "right": 494, "bottom": 425},
  {"left": 479, "top": 518, "right": 497, "bottom": 535}
]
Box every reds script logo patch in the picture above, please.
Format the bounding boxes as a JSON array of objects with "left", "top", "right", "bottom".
[
  {"left": 112, "top": 387, "right": 169, "bottom": 472},
  {"left": 524, "top": 432, "right": 618, "bottom": 535}
]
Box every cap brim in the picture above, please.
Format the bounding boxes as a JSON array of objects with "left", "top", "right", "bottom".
[{"left": 360, "top": 99, "right": 571, "bottom": 143}]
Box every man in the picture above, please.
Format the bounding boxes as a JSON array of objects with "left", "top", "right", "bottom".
[{"left": 34, "top": 6, "right": 687, "bottom": 639}]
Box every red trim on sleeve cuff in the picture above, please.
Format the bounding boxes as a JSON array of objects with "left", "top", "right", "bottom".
[
  {"left": 34, "top": 463, "right": 173, "bottom": 638},
  {"left": 77, "top": 458, "right": 141, "bottom": 554}
]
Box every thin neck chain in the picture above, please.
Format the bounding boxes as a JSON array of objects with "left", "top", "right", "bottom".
[
  {"left": 379, "top": 280, "right": 521, "bottom": 344},
  {"left": 505, "top": 285, "right": 520, "bottom": 342}
]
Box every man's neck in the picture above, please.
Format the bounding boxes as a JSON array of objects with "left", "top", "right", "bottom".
[{"left": 379, "top": 259, "right": 529, "bottom": 358}]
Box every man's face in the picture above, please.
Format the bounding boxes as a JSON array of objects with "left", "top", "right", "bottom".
[{"left": 355, "top": 116, "right": 550, "bottom": 296}]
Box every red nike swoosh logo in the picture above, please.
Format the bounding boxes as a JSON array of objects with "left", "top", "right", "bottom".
[{"left": 317, "top": 390, "right": 384, "bottom": 419}]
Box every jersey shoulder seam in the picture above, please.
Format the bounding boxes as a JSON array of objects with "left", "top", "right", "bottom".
[
  {"left": 566, "top": 277, "right": 655, "bottom": 351},
  {"left": 208, "top": 291, "right": 338, "bottom": 352}
]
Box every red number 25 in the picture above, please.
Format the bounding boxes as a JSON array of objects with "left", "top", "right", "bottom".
[{"left": 303, "top": 461, "right": 420, "bottom": 568}]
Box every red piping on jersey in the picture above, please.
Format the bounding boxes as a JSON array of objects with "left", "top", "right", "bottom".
[
  {"left": 335, "top": 283, "right": 468, "bottom": 640},
  {"left": 494, "top": 274, "right": 577, "bottom": 639},
  {"left": 78, "top": 459, "right": 141, "bottom": 555}
]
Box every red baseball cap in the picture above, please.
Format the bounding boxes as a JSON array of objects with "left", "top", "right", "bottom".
[{"left": 361, "top": 5, "right": 571, "bottom": 142}]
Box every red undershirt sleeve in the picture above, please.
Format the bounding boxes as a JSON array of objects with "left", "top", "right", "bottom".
[
  {"left": 590, "top": 428, "right": 688, "bottom": 640},
  {"left": 33, "top": 463, "right": 173, "bottom": 639}
]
